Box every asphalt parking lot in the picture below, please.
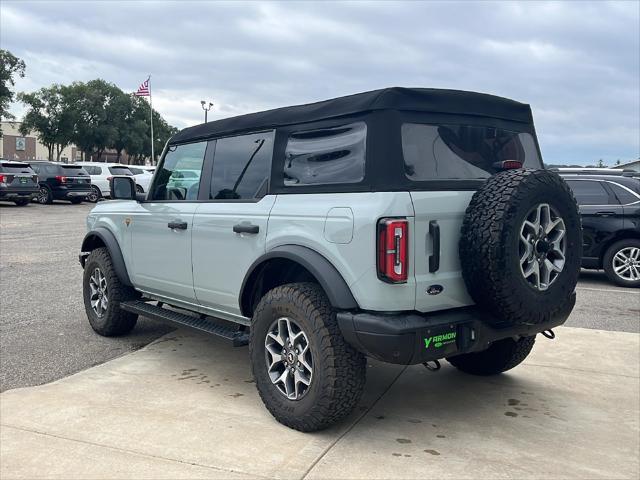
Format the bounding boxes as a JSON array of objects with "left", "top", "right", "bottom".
[{"left": 0, "top": 201, "right": 638, "bottom": 393}]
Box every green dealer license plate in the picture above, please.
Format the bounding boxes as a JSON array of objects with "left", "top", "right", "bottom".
[{"left": 423, "top": 326, "right": 459, "bottom": 357}]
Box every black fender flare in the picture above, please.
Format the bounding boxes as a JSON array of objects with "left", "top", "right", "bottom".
[
  {"left": 80, "top": 227, "right": 133, "bottom": 287},
  {"left": 240, "top": 245, "right": 358, "bottom": 316}
]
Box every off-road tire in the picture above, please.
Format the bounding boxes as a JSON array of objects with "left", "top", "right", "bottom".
[
  {"left": 70, "top": 198, "right": 83, "bottom": 204},
  {"left": 459, "top": 169, "right": 582, "bottom": 326},
  {"left": 250, "top": 282, "right": 366, "bottom": 432},
  {"left": 37, "top": 185, "right": 53, "bottom": 204},
  {"left": 82, "top": 247, "right": 138, "bottom": 336},
  {"left": 447, "top": 336, "right": 536, "bottom": 375},
  {"left": 603, "top": 239, "right": 640, "bottom": 288},
  {"left": 13, "top": 198, "right": 30, "bottom": 206}
]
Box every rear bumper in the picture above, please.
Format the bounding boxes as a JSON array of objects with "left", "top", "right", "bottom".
[
  {"left": 337, "top": 293, "right": 575, "bottom": 365},
  {"left": 0, "top": 186, "right": 38, "bottom": 199},
  {"left": 52, "top": 187, "right": 91, "bottom": 199}
]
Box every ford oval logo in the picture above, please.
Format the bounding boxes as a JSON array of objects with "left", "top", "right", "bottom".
[{"left": 427, "top": 285, "right": 444, "bottom": 295}]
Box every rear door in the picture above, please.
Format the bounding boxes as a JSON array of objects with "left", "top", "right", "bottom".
[
  {"left": 565, "top": 179, "right": 625, "bottom": 260},
  {"left": 129, "top": 141, "right": 208, "bottom": 303},
  {"left": 402, "top": 123, "right": 543, "bottom": 312},
  {"left": 191, "top": 131, "right": 275, "bottom": 317}
]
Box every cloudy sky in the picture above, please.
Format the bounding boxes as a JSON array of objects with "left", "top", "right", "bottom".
[{"left": 1, "top": 0, "right": 638, "bottom": 165}]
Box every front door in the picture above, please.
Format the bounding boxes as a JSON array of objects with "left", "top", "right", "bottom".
[
  {"left": 192, "top": 131, "right": 275, "bottom": 316},
  {"left": 130, "top": 141, "right": 208, "bottom": 303}
]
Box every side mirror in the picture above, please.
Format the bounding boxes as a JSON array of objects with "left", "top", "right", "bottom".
[{"left": 110, "top": 176, "right": 137, "bottom": 200}]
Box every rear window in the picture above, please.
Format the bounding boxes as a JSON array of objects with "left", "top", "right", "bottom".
[
  {"left": 284, "top": 122, "right": 366, "bottom": 186},
  {"left": 402, "top": 123, "right": 542, "bottom": 180},
  {"left": 0, "top": 163, "right": 34, "bottom": 174},
  {"left": 61, "top": 165, "right": 89, "bottom": 176},
  {"left": 108, "top": 166, "right": 133, "bottom": 176},
  {"left": 83, "top": 165, "right": 102, "bottom": 175}
]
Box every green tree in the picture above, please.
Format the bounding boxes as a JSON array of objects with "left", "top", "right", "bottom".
[
  {"left": 597, "top": 158, "right": 605, "bottom": 168},
  {"left": 18, "top": 85, "right": 75, "bottom": 161},
  {"left": 66, "top": 79, "right": 121, "bottom": 161},
  {"left": 0, "top": 50, "right": 26, "bottom": 135}
]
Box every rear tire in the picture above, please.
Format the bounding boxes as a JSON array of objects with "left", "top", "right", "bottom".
[
  {"left": 13, "top": 198, "right": 30, "bottom": 206},
  {"left": 447, "top": 336, "right": 536, "bottom": 375},
  {"left": 603, "top": 239, "right": 640, "bottom": 288},
  {"left": 87, "top": 185, "right": 101, "bottom": 203},
  {"left": 37, "top": 185, "right": 53, "bottom": 204},
  {"left": 250, "top": 283, "right": 366, "bottom": 432},
  {"left": 83, "top": 247, "right": 138, "bottom": 336}
]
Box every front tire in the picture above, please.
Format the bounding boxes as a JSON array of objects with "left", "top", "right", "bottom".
[
  {"left": 603, "top": 239, "right": 640, "bottom": 288},
  {"left": 447, "top": 336, "right": 536, "bottom": 375},
  {"left": 250, "top": 283, "right": 366, "bottom": 432},
  {"left": 82, "top": 248, "right": 138, "bottom": 336}
]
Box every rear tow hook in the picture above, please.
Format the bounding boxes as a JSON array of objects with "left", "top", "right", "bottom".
[
  {"left": 423, "top": 360, "right": 441, "bottom": 372},
  {"left": 541, "top": 329, "right": 556, "bottom": 339}
]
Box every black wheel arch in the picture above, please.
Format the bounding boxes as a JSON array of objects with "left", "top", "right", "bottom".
[
  {"left": 80, "top": 227, "right": 133, "bottom": 287},
  {"left": 240, "top": 245, "right": 358, "bottom": 317}
]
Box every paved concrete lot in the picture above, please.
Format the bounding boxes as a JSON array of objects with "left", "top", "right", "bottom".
[
  {"left": 1, "top": 201, "right": 639, "bottom": 479},
  {"left": 0, "top": 202, "right": 173, "bottom": 392},
  {"left": 1, "top": 327, "right": 638, "bottom": 479}
]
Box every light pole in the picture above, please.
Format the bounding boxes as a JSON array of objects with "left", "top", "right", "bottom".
[{"left": 200, "top": 100, "right": 213, "bottom": 123}]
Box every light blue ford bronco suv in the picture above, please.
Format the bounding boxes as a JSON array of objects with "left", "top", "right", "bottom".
[{"left": 80, "top": 88, "right": 582, "bottom": 431}]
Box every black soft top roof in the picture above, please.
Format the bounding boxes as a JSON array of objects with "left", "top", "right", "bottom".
[{"left": 171, "top": 87, "right": 534, "bottom": 144}]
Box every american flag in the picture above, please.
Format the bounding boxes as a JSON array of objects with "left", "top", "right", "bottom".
[{"left": 135, "top": 77, "right": 150, "bottom": 97}]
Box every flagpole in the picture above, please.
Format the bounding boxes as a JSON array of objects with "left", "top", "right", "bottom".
[{"left": 148, "top": 75, "right": 155, "bottom": 165}]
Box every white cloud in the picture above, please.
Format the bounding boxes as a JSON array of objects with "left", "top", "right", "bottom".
[{"left": 1, "top": 0, "right": 638, "bottom": 165}]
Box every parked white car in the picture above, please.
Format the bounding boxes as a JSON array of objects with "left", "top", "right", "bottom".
[
  {"left": 127, "top": 166, "right": 153, "bottom": 194},
  {"left": 75, "top": 162, "right": 136, "bottom": 202}
]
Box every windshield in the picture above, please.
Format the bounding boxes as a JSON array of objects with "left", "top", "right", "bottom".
[{"left": 402, "top": 123, "right": 542, "bottom": 180}]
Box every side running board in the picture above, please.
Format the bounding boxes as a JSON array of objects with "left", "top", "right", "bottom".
[{"left": 120, "top": 300, "right": 249, "bottom": 347}]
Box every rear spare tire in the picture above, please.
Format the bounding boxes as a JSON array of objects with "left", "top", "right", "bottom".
[{"left": 459, "top": 169, "right": 581, "bottom": 326}]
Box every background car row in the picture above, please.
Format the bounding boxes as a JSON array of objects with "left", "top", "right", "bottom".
[{"left": 0, "top": 160, "right": 154, "bottom": 205}]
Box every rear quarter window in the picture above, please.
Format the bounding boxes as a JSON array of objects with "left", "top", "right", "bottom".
[
  {"left": 108, "top": 166, "right": 133, "bottom": 176},
  {"left": 284, "top": 122, "right": 366, "bottom": 186},
  {"left": 61, "top": 165, "right": 89, "bottom": 176},
  {"left": 402, "top": 123, "right": 542, "bottom": 180}
]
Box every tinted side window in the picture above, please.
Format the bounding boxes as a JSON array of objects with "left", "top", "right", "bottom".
[
  {"left": 402, "top": 123, "right": 542, "bottom": 180},
  {"left": 84, "top": 166, "right": 100, "bottom": 175},
  {"left": 567, "top": 180, "right": 611, "bottom": 205},
  {"left": 284, "top": 122, "right": 366, "bottom": 186},
  {"left": 210, "top": 131, "right": 274, "bottom": 200},
  {"left": 109, "top": 166, "right": 133, "bottom": 176},
  {"left": 609, "top": 183, "right": 640, "bottom": 205},
  {"left": 152, "top": 142, "right": 207, "bottom": 201}
]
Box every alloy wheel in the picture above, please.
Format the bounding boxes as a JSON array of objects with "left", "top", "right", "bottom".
[
  {"left": 37, "top": 187, "right": 49, "bottom": 204},
  {"left": 87, "top": 186, "right": 100, "bottom": 203},
  {"left": 612, "top": 247, "right": 640, "bottom": 282},
  {"left": 519, "top": 203, "right": 566, "bottom": 291},
  {"left": 264, "top": 317, "right": 313, "bottom": 400},
  {"left": 89, "top": 267, "right": 108, "bottom": 317}
]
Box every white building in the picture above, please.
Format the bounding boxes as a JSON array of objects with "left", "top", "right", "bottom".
[{"left": 611, "top": 159, "right": 640, "bottom": 172}]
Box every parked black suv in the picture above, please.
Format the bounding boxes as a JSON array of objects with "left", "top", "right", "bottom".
[
  {"left": 27, "top": 161, "right": 92, "bottom": 204},
  {"left": 558, "top": 169, "right": 640, "bottom": 287},
  {"left": 0, "top": 160, "right": 39, "bottom": 206}
]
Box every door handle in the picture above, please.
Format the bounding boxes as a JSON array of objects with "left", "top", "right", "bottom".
[
  {"left": 428, "top": 220, "right": 440, "bottom": 273},
  {"left": 167, "top": 220, "right": 188, "bottom": 230},
  {"left": 595, "top": 211, "right": 615, "bottom": 217},
  {"left": 233, "top": 223, "right": 259, "bottom": 234}
]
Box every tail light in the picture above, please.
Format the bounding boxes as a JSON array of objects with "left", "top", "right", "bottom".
[
  {"left": 493, "top": 160, "right": 523, "bottom": 170},
  {"left": 107, "top": 176, "right": 113, "bottom": 181},
  {"left": 55, "top": 175, "right": 68, "bottom": 183},
  {"left": 377, "top": 218, "right": 409, "bottom": 283},
  {"left": 0, "top": 175, "right": 5, "bottom": 184}
]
